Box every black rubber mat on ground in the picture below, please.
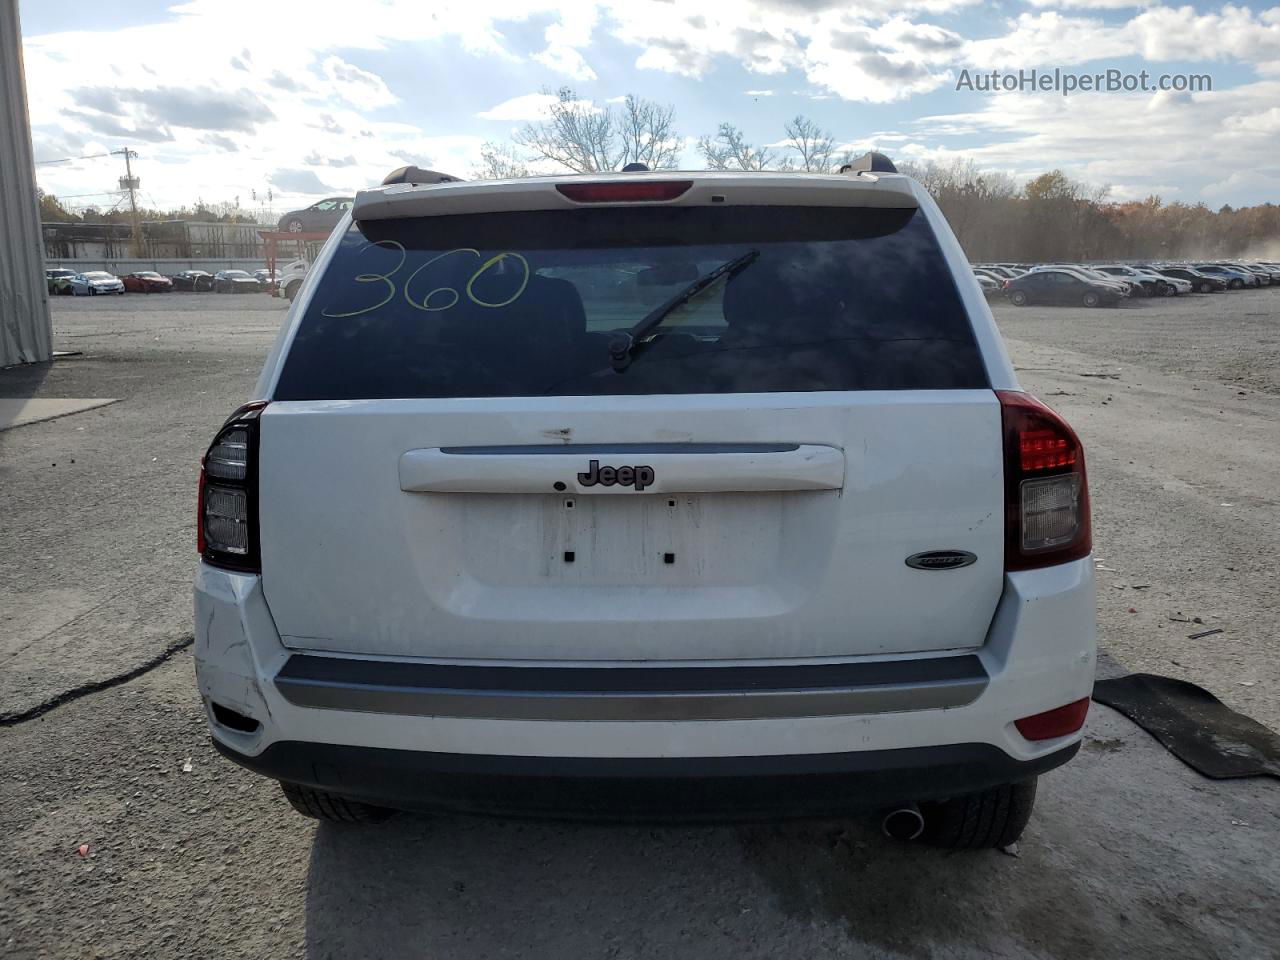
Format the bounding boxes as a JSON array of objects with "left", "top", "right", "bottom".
[{"left": 1092, "top": 674, "right": 1280, "bottom": 779}]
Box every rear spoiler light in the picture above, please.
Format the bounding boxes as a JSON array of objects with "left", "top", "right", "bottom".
[
  {"left": 998, "top": 391, "right": 1091, "bottom": 571},
  {"left": 556, "top": 181, "right": 692, "bottom": 203}
]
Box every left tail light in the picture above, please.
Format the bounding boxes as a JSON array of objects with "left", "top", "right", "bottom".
[{"left": 198, "top": 401, "right": 268, "bottom": 572}]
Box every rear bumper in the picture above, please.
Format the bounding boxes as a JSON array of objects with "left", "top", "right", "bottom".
[
  {"left": 214, "top": 736, "right": 1078, "bottom": 820},
  {"left": 194, "top": 556, "right": 1095, "bottom": 815}
]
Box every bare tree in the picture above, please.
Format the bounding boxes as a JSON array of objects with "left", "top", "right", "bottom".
[
  {"left": 697, "top": 123, "right": 776, "bottom": 171},
  {"left": 473, "top": 142, "right": 530, "bottom": 180},
  {"left": 618, "top": 95, "right": 680, "bottom": 170},
  {"left": 514, "top": 87, "right": 680, "bottom": 173},
  {"left": 515, "top": 88, "right": 615, "bottom": 172},
  {"left": 784, "top": 116, "right": 836, "bottom": 172}
]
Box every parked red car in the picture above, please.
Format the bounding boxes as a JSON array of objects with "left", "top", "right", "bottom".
[{"left": 122, "top": 271, "right": 175, "bottom": 293}]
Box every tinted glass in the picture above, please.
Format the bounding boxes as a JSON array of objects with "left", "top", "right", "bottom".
[{"left": 275, "top": 205, "right": 987, "bottom": 400}]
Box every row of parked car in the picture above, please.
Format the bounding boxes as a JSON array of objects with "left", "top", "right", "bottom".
[
  {"left": 44, "top": 268, "right": 277, "bottom": 296},
  {"left": 972, "top": 260, "right": 1280, "bottom": 307}
]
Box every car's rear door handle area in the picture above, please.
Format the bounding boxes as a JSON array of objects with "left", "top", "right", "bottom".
[{"left": 398, "top": 443, "right": 845, "bottom": 494}]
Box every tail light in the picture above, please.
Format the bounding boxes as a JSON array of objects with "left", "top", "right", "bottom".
[
  {"left": 1002, "top": 280, "right": 1011, "bottom": 289},
  {"left": 198, "top": 401, "right": 268, "bottom": 572},
  {"left": 998, "top": 390, "right": 1091, "bottom": 570}
]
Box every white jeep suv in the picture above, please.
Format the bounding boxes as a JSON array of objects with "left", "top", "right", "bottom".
[{"left": 194, "top": 158, "right": 1095, "bottom": 847}]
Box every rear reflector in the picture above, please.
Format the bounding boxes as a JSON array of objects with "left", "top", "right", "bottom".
[
  {"left": 1015, "top": 698, "right": 1090, "bottom": 740},
  {"left": 556, "top": 181, "right": 693, "bottom": 203}
]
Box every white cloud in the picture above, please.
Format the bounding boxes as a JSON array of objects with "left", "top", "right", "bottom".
[
  {"left": 22, "top": 0, "right": 1280, "bottom": 211},
  {"left": 1201, "top": 169, "right": 1280, "bottom": 199},
  {"left": 911, "top": 79, "right": 1280, "bottom": 203},
  {"left": 476, "top": 93, "right": 599, "bottom": 122},
  {"left": 961, "top": 13, "right": 1133, "bottom": 68},
  {"left": 534, "top": 46, "right": 598, "bottom": 80},
  {"left": 21, "top": 0, "right": 586, "bottom": 208},
  {"left": 534, "top": 6, "right": 599, "bottom": 80},
  {"left": 320, "top": 56, "right": 396, "bottom": 110},
  {"left": 1107, "top": 182, "right": 1182, "bottom": 200},
  {"left": 1131, "top": 5, "right": 1280, "bottom": 62},
  {"left": 1024, "top": 0, "right": 1151, "bottom": 8}
]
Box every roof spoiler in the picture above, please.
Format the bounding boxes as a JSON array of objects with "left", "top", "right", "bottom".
[
  {"left": 355, "top": 170, "right": 918, "bottom": 222},
  {"left": 839, "top": 152, "right": 898, "bottom": 175},
  {"left": 381, "top": 166, "right": 464, "bottom": 186}
]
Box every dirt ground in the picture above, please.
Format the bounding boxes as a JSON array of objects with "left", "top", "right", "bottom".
[{"left": 1, "top": 290, "right": 1278, "bottom": 959}]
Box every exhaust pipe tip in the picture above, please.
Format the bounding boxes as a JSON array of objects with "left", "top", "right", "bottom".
[{"left": 881, "top": 804, "right": 925, "bottom": 842}]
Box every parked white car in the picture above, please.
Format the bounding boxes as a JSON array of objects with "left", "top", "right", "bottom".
[
  {"left": 194, "top": 161, "right": 1096, "bottom": 848},
  {"left": 276, "top": 258, "right": 309, "bottom": 301},
  {"left": 1133, "top": 269, "right": 1188, "bottom": 295},
  {"left": 68, "top": 271, "right": 125, "bottom": 296},
  {"left": 973, "top": 271, "right": 1001, "bottom": 296}
]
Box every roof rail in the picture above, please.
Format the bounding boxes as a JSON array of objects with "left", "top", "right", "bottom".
[
  {"left": 381, "top": 166, "right": 463, "bottom": 186},
  {"left": 839, "top": 151, "right": 898, "bottom": 175}
]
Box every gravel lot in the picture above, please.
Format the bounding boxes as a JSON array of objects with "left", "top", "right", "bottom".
[{"left": 2, "top": 289, "right": 1278, "bottom": 959}]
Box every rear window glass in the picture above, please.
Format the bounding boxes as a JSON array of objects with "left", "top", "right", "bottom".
[{"left": 274, "top": 205, "right": 986, "bottom": 400}]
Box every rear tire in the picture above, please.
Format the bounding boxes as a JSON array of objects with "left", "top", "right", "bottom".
[
  {"left": 279, "top": 781, "right": 393, "bottom": 823},
  {"left": 920, "top": 779, "right": 1037, "bottom": 850},
  {"left": 1009, "top": 290, "right": 1028, "bottom": 306},
  {"left": 284, "top": 280, "right": 302, "bottom": 301}
]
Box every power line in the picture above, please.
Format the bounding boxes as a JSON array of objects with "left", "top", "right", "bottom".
[
  {"left": 35, "top": 151, "right": 117, "bottom": 165},
  {"left": 46, "top": 190, "right": 125, "bottom": 200}
]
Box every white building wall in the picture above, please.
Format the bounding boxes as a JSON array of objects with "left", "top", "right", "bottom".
[{"left": 0, "top": 1, "right": 52, "bottom": 367}]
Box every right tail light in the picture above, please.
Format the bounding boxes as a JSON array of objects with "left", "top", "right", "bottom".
[{"left": 998, "top": 390, "right": 1091, "bottom": 571}]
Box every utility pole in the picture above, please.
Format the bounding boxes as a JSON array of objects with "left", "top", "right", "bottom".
[{"left": 114, "top": 148, "right": 143, "bottom": 257}]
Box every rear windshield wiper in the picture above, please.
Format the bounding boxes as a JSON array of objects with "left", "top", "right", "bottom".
[{"left": 609, "top": 249, "right": 760, "bottom": 372}]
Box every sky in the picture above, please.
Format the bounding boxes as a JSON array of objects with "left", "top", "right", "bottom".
[{"left": 19, "top": 0, "right": 1280, "bottom": 217}]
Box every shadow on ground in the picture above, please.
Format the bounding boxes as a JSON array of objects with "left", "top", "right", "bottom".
[
  {"left": 301, "top": 709, "right": 1280, "bottom": 960},
  {"left": 0, "top": 358, "right": 52, "bottom": 398}
]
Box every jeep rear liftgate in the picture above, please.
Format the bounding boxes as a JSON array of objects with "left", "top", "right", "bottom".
[
  {"left": 257, "top": 392, "right": 1005, "bottom": 661},
  {"left": 256, "top": 199, "right": 1004, "bottom": 662}
]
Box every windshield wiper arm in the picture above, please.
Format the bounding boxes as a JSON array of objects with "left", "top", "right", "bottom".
[{"left": 609, "top": 249, "right": 760, "bottom": 372}]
